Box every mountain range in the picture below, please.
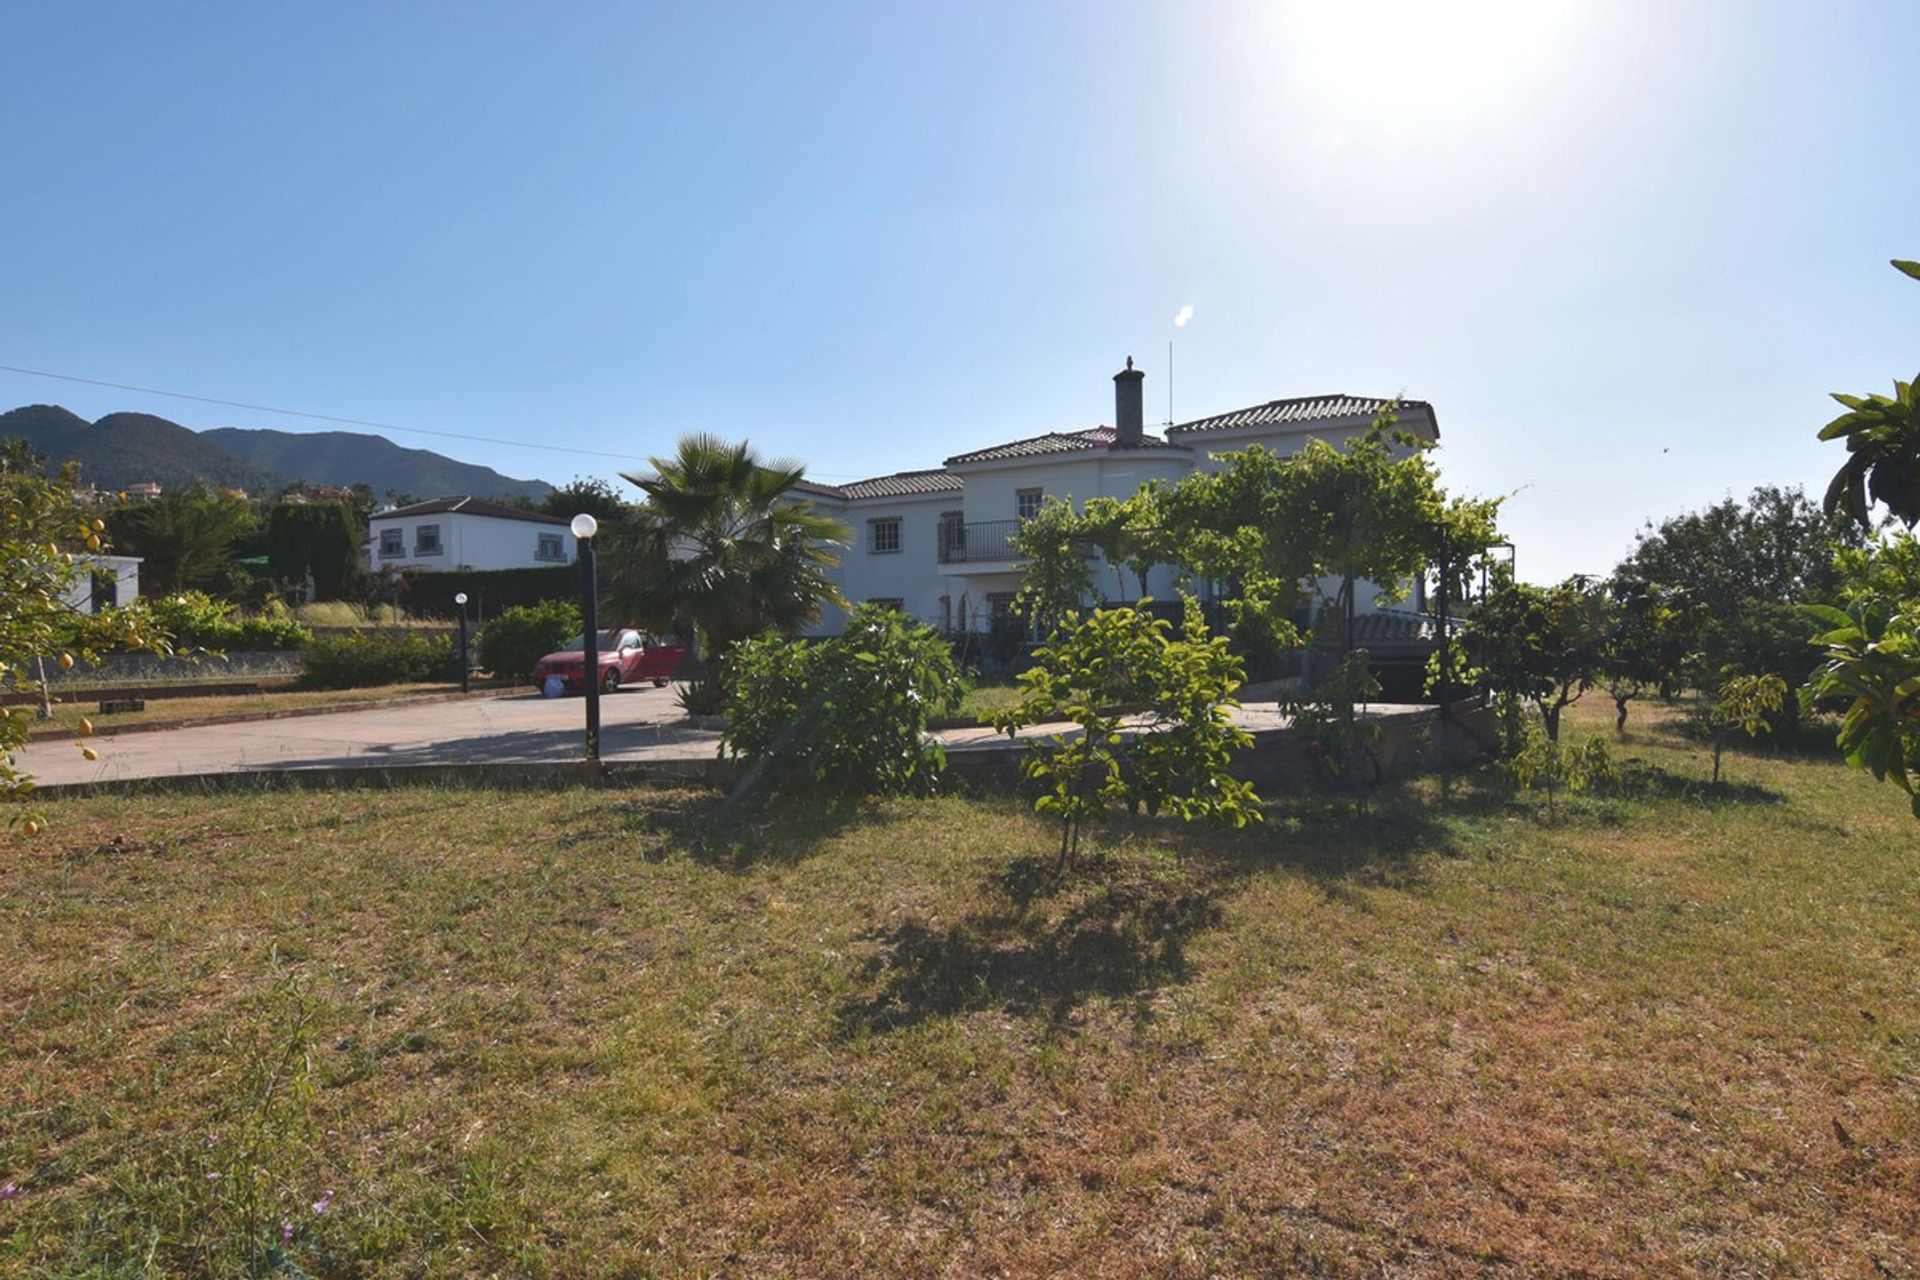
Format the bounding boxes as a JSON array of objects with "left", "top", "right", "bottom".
[{"left": 0, "top": 404, "right": 553, "bottom": 501}]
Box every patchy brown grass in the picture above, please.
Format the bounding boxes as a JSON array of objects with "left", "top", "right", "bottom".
[{"left": 1, "top": 698, "right": 1915, "bottom": 1277}]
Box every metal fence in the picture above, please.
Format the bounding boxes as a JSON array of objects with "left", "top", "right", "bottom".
[{"left": 936, "top": 519, "right": 1023, "bottom": 564}]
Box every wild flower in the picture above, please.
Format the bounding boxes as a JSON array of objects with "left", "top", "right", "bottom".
[
  {"left": 312, "top": 1189, "right": 334, "bottom": 1215},
  {"left": 1, "top": 1181, "right": 19, "bottom": 1201}
]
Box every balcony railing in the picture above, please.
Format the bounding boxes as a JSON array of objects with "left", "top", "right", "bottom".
[{"left": 937, "top": 518, "right": 1025, "bottom": 564}]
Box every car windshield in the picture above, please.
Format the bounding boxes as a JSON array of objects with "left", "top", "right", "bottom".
[{"left": 559, "top": 631, "right": 624, "bottom": 652}]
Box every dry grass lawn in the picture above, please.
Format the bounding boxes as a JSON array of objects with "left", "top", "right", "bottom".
[{"left": 2, "top": 699, "right": 1916, "bottom": 1277}]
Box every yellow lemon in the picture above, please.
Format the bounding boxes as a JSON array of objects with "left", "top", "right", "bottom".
[
  {"left": 58, "top": 653, "right": 74, "bottom": 671},
  {"left": 23, "top": 819, "right": 39, "bottom": 837},
  {"left": 81, "top": 747, "right": 98, "bottom": 761}
]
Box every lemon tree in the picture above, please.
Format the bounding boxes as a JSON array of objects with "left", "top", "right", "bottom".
[{"left": 0, "top": 441, "right": 163, "bottom": 820}]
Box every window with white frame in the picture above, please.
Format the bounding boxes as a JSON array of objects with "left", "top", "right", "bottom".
[
  {"left": 378, "top": 527, "right": 404, "bottom": 558},
  {"left": 414, "top": 524, "right": 443, "bottom": 555},
  {"left": 536, "top": 532, "right": 566, "bottom": 562},
  {"left": 869, "top": 517, "right": 901, "bottom": 554},
  {"left": 1016, "top": 488, "right": 1043, "bottom": 521}
]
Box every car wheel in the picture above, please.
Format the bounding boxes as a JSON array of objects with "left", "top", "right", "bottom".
[
  {"left": 652, "top": 678, "right": 669, "bottom": 688},
  {"left": 602, "top": 667, "right": 622, "bottom": 694}
]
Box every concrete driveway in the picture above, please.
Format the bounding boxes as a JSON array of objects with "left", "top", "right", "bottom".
[{"left": 21, "top": 685, "right": 720, "bottom": 786}]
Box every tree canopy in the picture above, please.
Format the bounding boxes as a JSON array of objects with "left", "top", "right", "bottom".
[
  {"left": 1615, "top": 484, "right": 1854, "bottom": 704},
  {"left": 104, "top": 486, "right": 259, "bottom": 596}
]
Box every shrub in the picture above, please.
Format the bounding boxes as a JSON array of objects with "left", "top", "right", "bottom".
[
  {"left": 1503, "top": 727, "right": 1616, "bottom": 822},
  {"left": 299, "top": 631, "right": 458, "bottom": 690},
  {"left": 1687, "top": 671, "right": 1787, "bottom": 785},
  {"left": 1284, "top": 648, "right": 1384, "bottom": 811},
  {"left": 153, "top": 591, "right": 310, "bottom": 651},
  {"left": 721, "top": 606, "right": 968, "bottom": 799},
  {"left": 993, "top": 599, "right": 1261, "bottom": 868},
  {"left": 474, "top": 600, "right": 582, "bottom": 681},
  {"left": 67, "top": 592, "right": 311, "bottom": 654}
]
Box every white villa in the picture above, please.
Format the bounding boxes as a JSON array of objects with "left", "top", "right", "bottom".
[
  {"left": 366, "top": 497, "right": 576, "bottom": 573},
  {"left": 796, "top": 359, "right": 1437, "bottom": 635}
]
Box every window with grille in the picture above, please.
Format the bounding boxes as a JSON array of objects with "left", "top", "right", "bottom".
[
  {"left": 869, "top": 518, "right": 901, "bottom": 553},
  {"left": 378, "top": 528, "right": 404, "bottom": 558},
  {"left": 1016, "top": 489, "right": 1043, "bottom": 521},
  {"left": 414, "top": 524, "right": 443, "bottom": 555},
  {"left": 536, "top": 532, "right": 566, "bottom": 562}
]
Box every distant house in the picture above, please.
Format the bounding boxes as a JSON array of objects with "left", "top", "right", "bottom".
[
  {"left": 794, "top": 359, "right": 1439, "bottom": 635},
  {"left": 366, "top": 497, "right": 575, "bottom": 573},
  {"left": 122, "top": 481, "right": 163, "bottom": 504},
  {"left": 62, "top": 554, "right": 141, "bottom": 614}
]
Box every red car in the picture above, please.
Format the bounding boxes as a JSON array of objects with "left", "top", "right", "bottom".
[{"left": 530, "top": 629, "right": 685, "bottom": 693}]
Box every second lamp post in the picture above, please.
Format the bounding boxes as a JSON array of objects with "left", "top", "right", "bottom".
[{"left": 572, "top": 513, "right": 601, "bottom": 761}]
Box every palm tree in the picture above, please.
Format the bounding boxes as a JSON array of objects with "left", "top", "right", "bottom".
[{"left": 606, "top": 434, "right": 847, "bottom": 663}]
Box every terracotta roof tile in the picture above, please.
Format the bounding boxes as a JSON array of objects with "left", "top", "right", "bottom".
[
  {"left": 945, "top": 426, "right": 1189, "bottom": 466},
  {"left": 793, "top": 468, "right": 963, "bottom": 502},
  {"left": 1168, "top": 395, "right": 1433, "bottom": 437}
]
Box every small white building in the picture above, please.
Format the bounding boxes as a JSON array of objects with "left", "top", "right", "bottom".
[
  {"left": 367, "top": 497, "right": 575, "bottom": 573},
  {"left": 797, "top": 360, "right": 1439, "bottom": 634},
  {"left": 63, "top": 554, "right": 142, "bottom": 614}
]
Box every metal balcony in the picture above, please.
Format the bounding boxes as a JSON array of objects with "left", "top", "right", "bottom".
[{"left": 936, "top": 518, "right": 1024, "bottom": 564}]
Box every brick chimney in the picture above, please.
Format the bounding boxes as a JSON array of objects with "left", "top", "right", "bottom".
[{"left": 1113, "top": 356, "right": 1145, "bottom": 446}]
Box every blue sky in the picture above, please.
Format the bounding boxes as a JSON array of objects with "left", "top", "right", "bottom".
[{"left": 4, "top": 1, "right": 1917, "bottom": 581}]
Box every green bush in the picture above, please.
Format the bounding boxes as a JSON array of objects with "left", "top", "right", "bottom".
[
  {"left": 64, "top": 592, "right": 311, "bottom": 654},
  {"left": 993, "top": 599, "right": 1262, "bottom": 868},
  {"left": 474, "top": 600, "right": 582, "bottom": 680},
  {"left": 721, "top": 606, "right": 968, "bottom": 798},
  {"left": 299, "top": 631, "right": 459, "bottom": 690},
  {"left": 152, "top": 591, "right": 311, "bottom": 651}
]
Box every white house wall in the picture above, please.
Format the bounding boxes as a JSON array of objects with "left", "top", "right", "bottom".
[
  {"left": 61, "top": 555, "right": 142, "bottom": 614},
  {"left": 368, "top": 513, "right": 575, "bottom": 573},
  {"left": 809, "top": 492, "right": 962, "bottom": 633}
]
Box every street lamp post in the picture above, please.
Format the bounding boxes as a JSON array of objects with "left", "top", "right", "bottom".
[
  {"left": 572, "top": 513, "right": 601, "bottom": 762},
  {"left": 454, "top": 592, "right": 470, "bottom": 694}
]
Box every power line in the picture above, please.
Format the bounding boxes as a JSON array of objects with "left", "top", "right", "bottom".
[{"left": 0, "top": 362, "right": 868, "bottom": 478}]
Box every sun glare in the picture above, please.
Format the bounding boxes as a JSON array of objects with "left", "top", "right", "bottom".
[{"left": 1271, "top": 0, "right": 1578, "bottom": 134}]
